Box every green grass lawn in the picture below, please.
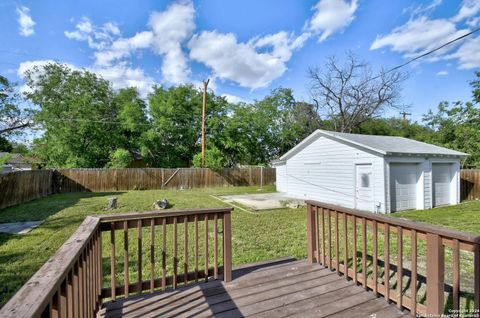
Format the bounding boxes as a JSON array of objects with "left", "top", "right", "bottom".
[
  {"left": 1, "top": 187, "right": 479, "bottom": 310},
  {"left": 392, "top": 200, "right": 480, "bottom": 235},
  {"left": 0, "top": 185, "right": 307, "bottom": 307}
]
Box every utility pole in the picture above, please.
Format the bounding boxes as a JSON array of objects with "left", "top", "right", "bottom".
[
  {"left": 201, "top": 79, "right": 209, "bottom": 167},
  {"left": 400, "top": 111, "right": 411, "bottom": 121}
]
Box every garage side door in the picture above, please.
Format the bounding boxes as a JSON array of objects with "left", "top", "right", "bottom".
[
  {"left": 275, "top": 164, "right": 287, "bottom": 192},
  {"left": 390, "top": 163, "right": 418, "bottom": 212},
  {"left": 432, "top": 163, "right": 452, "bottom": 207}
]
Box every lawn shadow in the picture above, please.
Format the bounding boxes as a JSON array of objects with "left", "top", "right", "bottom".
[{"left": 0, "top": 192, "right": 124, "bottom": 223}]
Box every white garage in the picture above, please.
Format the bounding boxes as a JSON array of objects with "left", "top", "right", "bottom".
[{"left": 272, "top": 130, "right": 468, "bottom": 213}]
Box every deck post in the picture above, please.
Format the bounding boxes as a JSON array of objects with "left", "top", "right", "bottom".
[
  {"left": 223, "top": 211, "right": 232, "bottom": 282},
  {"left": 426, "top": 233, "right": 444, "bottom": 315},
  {"left": 306, "top": 204, "right": 318, "bottom": 263}
]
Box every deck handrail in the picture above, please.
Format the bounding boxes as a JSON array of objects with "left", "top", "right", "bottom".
[
  {"left": 306, "top": 201, "right": 480, "bottom": 317},
  {"left": 0, "top": 207, "right": 233, "bottom": 318},
  {"left": 0, "top": 216, "right": 102, "bottom": 318}
]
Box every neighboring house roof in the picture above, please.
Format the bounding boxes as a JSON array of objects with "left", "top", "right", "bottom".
[
  {"left": 278, "top": 129, "right": 468, "bottom": 161},
  {"left": 0, "top": 153, "right": 43, "bottom": 171}
]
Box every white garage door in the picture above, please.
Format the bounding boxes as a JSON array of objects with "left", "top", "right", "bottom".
[
  {"left": 390, "top": 163, "right": 418, "bottom": 212},
  {"left": 432, "top": 163, "right": 452, "bottom": 207}
]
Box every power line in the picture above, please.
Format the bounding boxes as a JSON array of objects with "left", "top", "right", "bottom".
[
  {"left": 371, "top": 27, "right": 480, "bottom": 80},
  {"left": 39, "top": 117, "right": 152, "bottom": 126}
]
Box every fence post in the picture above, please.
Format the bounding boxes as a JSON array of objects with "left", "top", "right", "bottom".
[
  {"left": 306, "top": 204, "right": 318, "bottom": 263},
  {"left": 223, "top": 211, "right": 232, "bottom": 282},
  {"left": 426, "top": 233, "right": 444, "bottom": 315}
]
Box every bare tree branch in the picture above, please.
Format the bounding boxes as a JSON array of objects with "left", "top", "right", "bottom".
[{"left": 308, "top": 53, "right": 408, "bottom": 132}]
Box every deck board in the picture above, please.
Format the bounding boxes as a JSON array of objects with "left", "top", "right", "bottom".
[{"left": 98, "top": 259, "right": 406, "bottom": 318}]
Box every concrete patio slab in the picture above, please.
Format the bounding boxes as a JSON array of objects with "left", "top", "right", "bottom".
[
  {"left": 0, "top": 221, "right": 43, "bottom": 234},
  {"left": 218, "top": 192, "right": 305, "bottom": 210}
]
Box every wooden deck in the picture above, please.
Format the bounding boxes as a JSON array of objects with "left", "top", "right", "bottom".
[{"left": 98, "top": 258, "right": 408, "bottom": 318}]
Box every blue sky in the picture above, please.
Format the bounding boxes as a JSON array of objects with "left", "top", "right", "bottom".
[{"left": 1, "top": 0, "right": 479, "bottom": 121}]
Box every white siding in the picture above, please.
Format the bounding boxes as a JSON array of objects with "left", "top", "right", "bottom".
[
  {"left": 284, "top": 136, "right": 385, "bottom": 212},
  {"left": 275, "top": 162, "right": 287, "bottom": 193}
]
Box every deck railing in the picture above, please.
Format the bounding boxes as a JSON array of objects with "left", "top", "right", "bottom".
[
  {"left": 306, "top": 201, "right": 480, "bottom": 317},
  {"left": 0, "top": 207, "right": 233, "bottom": 318}
]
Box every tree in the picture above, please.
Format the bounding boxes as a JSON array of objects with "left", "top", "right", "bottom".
[
  {"left": 114, "top": 87, "right": 149, "bottom": 150},
  {"left": 219, "top": 88, "right": 322, "bottom": 165},
  {"left": 0, "top": 153, "right": 12, "bottom": 172},
  {"left": 192, "top": 146, "right": 225, "bottom": 170},
  {"left": 422, "top": 72, "right": 480, "bottom": 168},
  {"left": 107, "top": 148, "right": 133, "bottom": 168},
  {"left": 0, "top": 136, "right": 13, "bottom": 152},
  {"left": 24, "top": 63, "right": 122, "bottom": 167},
  {"left": 145, "top": 85, "right": 228, "bottom": 167},
  {"left": 0, "top": 75, "right": 32, "bottom": 138},
  {"left": 308, "top": 53, "right": 407, "bottom": 133},
  {"left": 357, "top": 117, "right": 433, "bottom": 141}
]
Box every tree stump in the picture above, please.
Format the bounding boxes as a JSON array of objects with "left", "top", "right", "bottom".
[
  {"left": 107, "top": 197, "right": 117, "bottom": 210},
  {"left": 153, "top": 199, "right": 170, "bottom": 210}
]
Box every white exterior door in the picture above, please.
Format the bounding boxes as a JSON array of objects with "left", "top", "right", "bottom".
[
  {"left": 355, "top": 164, "right": 373, "bottom": 211},
  {"left": 275, "top": 163, "right": 287, "bottom": 193},
  {"left": 390, "top": 163, "right": 418, "bottom": 212},
  {"left": 432, "top": 163, "right": 452, "bottom": 207}
]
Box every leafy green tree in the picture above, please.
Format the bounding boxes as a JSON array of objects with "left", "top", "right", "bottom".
[
  {"left": 0, "top": 153, "right": 12, "bottom": 172},
  {"left": 192, "top": 146, "right": 226, "bottom": 170},
  {"left": 145, "top": 85, "right": 228, "bottom": 167},
  {"left": 107, "top": 148, "right": 133, "bottom": 168},
  {"left": 220, "top": 88, "right": 322, "bottom": 165},
  {"left": 24, "top": 63, "right": 121, "bottom": 167},
  {"left": 0, "top": 136, "right": 13, "bottom": 152},
  {"left": 10, "top": 143, "right": 30, "bottom": 156},
  {"left": 357, "top": 118, "right": 433, "bottom": 141},
  {"left": 0, "top": 75, "right": 32, "bottom": 138},
  {"left": 422, "top": 72, "right": 480, "bottom": 168},
  {"left": 114, "top": 87, "right": 149, "bottom": 150}
]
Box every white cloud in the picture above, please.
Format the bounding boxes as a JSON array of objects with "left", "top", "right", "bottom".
[
  {"left": 445, "top": 37, "right": 480, "bottom": 69},
  {"left": 371, "top": 0, "right": 480, "bottom": 71},
  {"left": 188, "top": 31, "right": 307, "bottom": 89},
  {"left": 148, "top": 1, "right": 196, "bottom": 84},
  {"left": 452, "top": 0, "right": 480, "bottom": 22},
  {"left": 467, "top": 16, "right": 480, "bottom": 28},
  {"left": 370, "top": 17, "right": 468, "bottom": 58},
  {"left": 221, "top": 93, "right": 247, "bottom": 104},
  {"left": 403, "top": 0, "right": 442, "bottom": 18},
  {"left": 16, "top": 6, "right": 35, "bottom": 37},
  {"left": 436, "top": 70, "right": 448, "bottom": 76},
  {"left": 90, "top": 63, "right": 155, "bottom": 97},
  {"left": 64, "top": 17, "right": 156, "bottom": 95},
  {"left": 17, "top": 60, "right": 154, "bottom": 97},
  {"left": 64, "top": 17, "right": 120, "bottom": 50},
  {"left": 17, "top": 60, "right": 77, "bottom": 94},
  {"left": 304, "top": 0, "right": 358, "bottom": 42},
  {"left": 93, "top": 31, "right": 153, "bottom": 66}
]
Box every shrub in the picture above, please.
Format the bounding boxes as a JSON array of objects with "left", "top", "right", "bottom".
[
  {"left": 107, "top": 149, "right": 132, "bottom": 168},
  {"left": 192, "top": 146, "right": 225, "bottom": 170}
]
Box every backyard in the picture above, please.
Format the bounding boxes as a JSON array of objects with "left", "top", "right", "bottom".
[{"left": 0, "top": 186, "right": 479, "bottom": 308}]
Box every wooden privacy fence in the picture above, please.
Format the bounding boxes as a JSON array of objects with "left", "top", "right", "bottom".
[
  {"left": 0, "top": 170, "right": 54, "bottom": 210},
  {"left": 461, "top": 169, "right": 480, "bottom": 201},
  {"left": 0, "top": 167, "right": 275, "bottom": 210},
  {"left": 0, "top": 207, "right": 233, "bottom": 318},
  {"left": 307, "top": 201, "right": 480, "bottom": 316},
  {"left": 56, "top": 167, "right": 275, "bottom": 192}
]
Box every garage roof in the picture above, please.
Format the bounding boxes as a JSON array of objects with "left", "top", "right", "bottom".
[{"left": 279, "top": 130, "right": 468, "bottom": 160}]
